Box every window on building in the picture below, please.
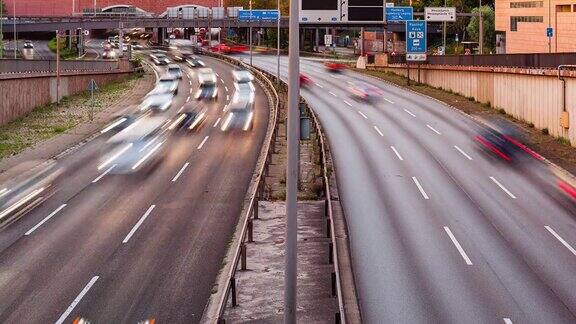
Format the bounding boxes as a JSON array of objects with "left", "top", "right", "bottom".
[
  {"left": 510, "top": 1, "right": 544, "bottom": 8},
  {"left": 510, "top": 16, "right": 544, "bottom": 31},
  {"left": 556, "top": 4, "right": 571, "bottom": 12}
]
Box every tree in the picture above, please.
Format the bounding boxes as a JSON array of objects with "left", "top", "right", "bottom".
[{"left": 466, "top": 5, "right": 495, "bottom": 52}]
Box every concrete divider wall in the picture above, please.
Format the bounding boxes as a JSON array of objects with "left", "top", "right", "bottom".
[
  {"left": 0, "top": 70, "right": 133, "bottom": 126},
  {"left": 375, "top": 65, "right": 576, "bottom": 146}
]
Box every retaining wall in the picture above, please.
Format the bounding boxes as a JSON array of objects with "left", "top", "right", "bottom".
[
  {"left": 0, "top": 68, "right": 133, "bottom": 126},
  {"left": 373, "top": 64, "right": 576, "bottom": 146}
]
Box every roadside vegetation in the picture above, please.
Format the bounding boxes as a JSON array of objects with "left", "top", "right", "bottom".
[
  {"left": 358, "top": 68, "right": 576, "bottom": 175},
  {"left": 47, "top": 37, "right": 78, "bottom": 60},
  {"left": 0, "top": 72, "right": 143, "bottom": 159}
]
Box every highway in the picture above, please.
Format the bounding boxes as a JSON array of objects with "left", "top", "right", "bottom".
[
  {"left": 0, "top": 55, "right": 270, "bottom": 323},
  {"left": 242, "top": 54, "right": 576, "bottom": 323}
]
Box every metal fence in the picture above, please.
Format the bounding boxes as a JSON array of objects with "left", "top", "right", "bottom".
[
  {"left": 0, "top": 59, "right": 126, "bottom": 74},
  {"left": 386, "top": 52, "right": 576, "bottom": 69}
]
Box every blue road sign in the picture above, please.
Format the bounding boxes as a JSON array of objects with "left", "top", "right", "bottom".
[
  {"left": 546, "top": 27, "right": 553, "bottom": 37},
  {"left": 238, "top": 10, "right": 279, "bottom": 21},
  {"left": 386, "top": 7, "right": 413, "bottom": 21},
  {"left": 406, "top": 20, "right": 427, "bottom": 53}
]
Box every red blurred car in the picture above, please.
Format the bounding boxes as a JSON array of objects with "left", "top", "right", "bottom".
[
  {"left": 325, "top": 62, "right": 347, "bottom": 73},
  {"left": 210, "top": 43, "right": 231, "bottom": 54},
  {"left": 300, "top": 74, "right": 313, "bottom": 87}
]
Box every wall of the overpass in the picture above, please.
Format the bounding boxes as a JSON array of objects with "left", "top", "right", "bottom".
[
  {"left": 5, "top": 0, "right": 219, "bottom": 16},
  {"left": 0, "top": 62, "right": 133, "bottom": 126},
  {"left": 373, "top": 64, "right": 576, "bottom": 146}
]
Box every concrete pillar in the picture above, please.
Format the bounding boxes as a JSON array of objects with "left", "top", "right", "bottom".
[
  {"left": 67, "top": 30, "right": 73, "bottom": 49},
  {"left": 360, "top": 27, "right": 364, "bottom": 56},
  {"left": 156, "top": 28, "right": 165, "bottom": 45}
]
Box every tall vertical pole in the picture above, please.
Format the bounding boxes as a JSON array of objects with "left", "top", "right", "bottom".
[
  {"left": 72, "top": 0, "right": 75, "bottom": 15},
  {"left": 277, "top": 0, "right": 280, "bottom": 83},
  {"left": 547, "top": 0, "right": 551, "bottom": 53},
  {"left": 249, "top": 0, "right": 253, "bottom": 65},
  {"left": 284, "top": 0, "right": 299, "bottom": 321},
  {"left": 478, "top": 0, "right": 483, "bottom": 54},
  {"left": 56, "top": 30, "right": 60, "bottom": 105},
  {"left": 0, "top": 0, "right": 3, "bottom": 59},
  {"left": 13, "top": 0, "right": 16, "bottom": 59},
  {"left": 383, "top": 0, "right": 387, "bottom": 53},
  {"left": 93, "top": 0, "right": 97, "bottom": 16},
  {"left": 442, "top": 0, "right": 446, "bottom": 54}
]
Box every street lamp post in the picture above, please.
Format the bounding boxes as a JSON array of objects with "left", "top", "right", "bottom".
[
  {"left": 13, "top": 0, "right": 16, "bottom": 59},
  {"left": 249, "top": 0, "right": 253, "bottom": 65},
  {"left": 0, "top": 0, "right": 3, "bottom": 58},
  {"left": 478, "top": 0, "right": 483, "bottom": 54},
  {"left": 284, "top": 0, "right": 300, "bottom": 323},
  {"left": 442, "top": 0, "right": 447, "bottom": 54},
  {"left": 277, "top": 0, "right": 280, "bottom": 83}
]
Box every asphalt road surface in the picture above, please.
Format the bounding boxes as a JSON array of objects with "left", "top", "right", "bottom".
[
  {"left": 0, "top": 55, "right": 269, "bottom": 323},
  {"left": 241, "top": 53, "right": 576, "bottom": 324}
]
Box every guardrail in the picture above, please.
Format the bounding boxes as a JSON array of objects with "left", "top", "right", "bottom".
[
  {"left": 203, "top": 51, "right": 346, "bottom": 323},
  {"left": 387, "top": 52, "right": 576, "bottom": 69},
  {"left": 200, "top": 52, "right": 280, "bottom": 323}
]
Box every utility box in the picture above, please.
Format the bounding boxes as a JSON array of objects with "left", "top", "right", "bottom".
[{"left": 560, "top": 111, "right": 570, "bottom": 129}]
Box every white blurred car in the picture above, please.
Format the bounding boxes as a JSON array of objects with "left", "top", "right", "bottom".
[
  {"left": 222, "top": 82, "right": 255, "bottom": 131},
  {"left": 167, "top": 64, "right": 183, "bottom": 79},
  {"left": 152, "top": 75, "right": 179, "bottom": 95},
  {"left": 195, "top": 68, "right": 218, "bottom": 100},
  {"left": 348, "top": 81, "right": 384, "bottom": 102},
  {"left": 232, "top": 70, "right": 254, "bottom": 83},
  {"left": 139, "top": 93, "right": 173, "bottom": 112}
]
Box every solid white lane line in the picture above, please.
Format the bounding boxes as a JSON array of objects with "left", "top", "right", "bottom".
[
  {"left": 391, "top": 146, "right": 404, "bottom": 161},
  {"left": 171, "top": 162, "right": 190, "bottom": 182},
  {"left": 55, "top": 276, "right": 99, "bottom": 324},
  {"left": 412, "top": 177, "right": 429, "bottom": 199},
  {"left": 358, "top": 111, "right": 368, "bottom": 119},
  {"left": 444, "top": 226, "right": 473, "bottom": 265},
  {"left": 92, "top": 165, "right": 116, "bottom": 183},
  {"left": 404, "top": 109, "right": 416, "bottom": 117},
  {"left": 213, "top": 117, "right": 221, "bottom": 128},
  {"left": 373, "top": 126, "right": 384, "bottom": 137},
  {"left": 25, "top": 204, "right": 67, "bottom": 236},
  {"left": 454, "top": 145, "right": 473, "bottom": 160},
  {"left": 329, "top": 91, "right": 338, "bottom": 97},
  {"left": 503, "top": 318, "right": 513, "bottom": 324},
  {"left": 123, "top": 205, "right": 156, "bottom": 243},
  {"left": 545, "top": 226, "right": 576, "bottom": 256},
  {"left": 197, "top": 136, "right": 209, "bottom": 150},
  {"left": 344, "top": 100, "right": 353, "bottom": 107},
  {"left": 316, "top": 83, "right": 324, "bottom": 88},
  {"left": 384, "top": 98, "right": 394, "bottom": 104},
  {"left": 489, "top": 176, "right": 517, "bottom": 199},
  {"left": 426, "top": 124, "right": 442, "bottom": 135}
]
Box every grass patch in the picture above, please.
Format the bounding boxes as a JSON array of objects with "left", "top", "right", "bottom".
[{"left": 0, "top": 73, "right": 141, "bottom": 159}]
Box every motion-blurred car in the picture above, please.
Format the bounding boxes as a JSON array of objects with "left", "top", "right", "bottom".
[
  {"left": 167, "top": 64, "right": 183, "bottom": 79},
  {"left": 325, "top": 62, "right": 347, "bottom": 73},
  {"left": 186, "top": 56, "right": 205, "bottom": 68},
  {"left": 102, "top": 49, "right": 117, "bottom": 59},
  {"left": 474, "top": 125, "right": 542, "bottom": 164},
  {"left": 99, "top": 117, "right": 167, "bottom": 174},
  {"left": 348, "top": 81, "right": 384, "bottom": 102},
  {"left": 152, "top": 75, "right": 179, "bottom": 95},
  {"left": 152, "top": 54, "right": 171, "bottom": 65},
  {"left": 139, "top": 93, "right": 173, "bottom": 112},
  {"left": 300, "top": 74, "right": 313, "bottom": 87},
  {"left": 23, "top": 40, "right": 34, "bottom": 49},
  {"left": 168, "top": 104, "right": 208, "bottom": 132},
  {"left": 232, "top": 70, "right": 254, "bottom": 84},
  {"left": 221, "top": 82, "right": 255, "bottom": 131},
  {"left": 130, "top": 41, "right": 143, "bottom": 50},
  {"left": 195, "top": 68, "right": 218, "bottom": 100},
  {"left": 0, "top": 161, "right": 62, "bottom": 223},
  {"left": 210, "top": 43, "right": 231, "bottom": 53}
]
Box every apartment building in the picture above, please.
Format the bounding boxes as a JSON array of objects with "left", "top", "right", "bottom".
[{"left": 495, "top": 0, "right": 576, "bottom": 53}]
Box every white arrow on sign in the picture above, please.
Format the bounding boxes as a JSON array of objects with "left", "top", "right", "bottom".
[{"left": 83, "top": 30, "right": 90, "bottom": 36}]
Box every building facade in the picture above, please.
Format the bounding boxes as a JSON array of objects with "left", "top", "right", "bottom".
[
  {"left": 495, "top": 0, "right": 576, "bottom": 53},
  {"left": 3, "top": 0, "right": 219, "bottom": 17}
]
